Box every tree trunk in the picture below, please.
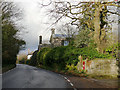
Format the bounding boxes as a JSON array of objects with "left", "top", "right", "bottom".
[
  {"left": 94, "top": 3, "right": 107, "bottom": 53},
  {"left": 94, "top": 4, "right": 102, "bottom": 53}
]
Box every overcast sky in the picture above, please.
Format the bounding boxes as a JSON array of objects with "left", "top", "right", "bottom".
[
  {"left": 11, "top": 0, "right": 76, "bottom": 55},
  {"left": 9, "top": 0, "right": 55, "bottom": 55},
  {"left": 5, "top": 0, "right": 119, "bottom": 55}
]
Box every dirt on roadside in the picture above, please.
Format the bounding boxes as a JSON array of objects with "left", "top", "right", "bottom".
[{"left": 64, "top": 75, "right": 118, "bottom": 89}]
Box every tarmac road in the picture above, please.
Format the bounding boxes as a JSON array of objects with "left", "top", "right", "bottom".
[{"left": 2, "top": 64, "right": 72, "bottom": 89}]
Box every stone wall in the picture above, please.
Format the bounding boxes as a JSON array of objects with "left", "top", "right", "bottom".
[{"left": 77, "top": 58, "right": 119, "bottom": 77}]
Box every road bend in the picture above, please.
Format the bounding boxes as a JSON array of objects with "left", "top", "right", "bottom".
[{"left": 2, "top": 64, "right": 72, "bottom": 89}]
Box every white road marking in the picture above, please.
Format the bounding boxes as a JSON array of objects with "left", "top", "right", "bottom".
[
  {"left": 50, "top": 73, "right": 77, "bottom": 90},
  {"left": 67, "top": 79, "right": 70, "bottom": 82},
  {"left": 62, "top": 76, "right": 77, "bottom": 90},
  {"left": 70, "top": 82, "right": 73, "bottom": 86},
  {"left": 64, "top": 77, "right": 67, "bottom": 80}
]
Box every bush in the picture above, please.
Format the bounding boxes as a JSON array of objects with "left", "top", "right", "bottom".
[
  {"left": 30, "top": 50, "right": 38, "bottom": 66},
  {"left": 19, "top": 58, "right": 26, "bottom": 64},
  {"left": 44, "top": 46, "right": 66, "bottom": 69},
  {"left": 26, "top": 60, "right": 31, "bottom": 65},
  {"left": 105, "top": 42, "right": 120, "bottom": 58},
  {"left": 34, "top": 46, "right": 111, "bottom": 71},
  {"left": 37, "top": 48, "right": 51, "bottom": 65},
  {"left": 62, "top": 46, "right": 110, "bottom": 66}
]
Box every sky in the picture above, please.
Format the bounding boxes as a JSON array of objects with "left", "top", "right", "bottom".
[
  {"left": 10, "top": 0, "right": 55, "bottom": 55},
  {"left": 5, "top": 0, "right": 119, "bottom": 55},
  {"left": 11, "top": 0, "right": 76, "bottom": 55}
]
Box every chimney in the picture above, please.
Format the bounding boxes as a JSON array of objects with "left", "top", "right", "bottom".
[
  {"left": 51, "top": 28, "right": 55, "bottom": 35},
  {"left": 39, "top": 36, "right": 42, "bottom": 44}
]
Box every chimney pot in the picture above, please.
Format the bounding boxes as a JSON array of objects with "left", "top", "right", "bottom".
[
  {"left": 51, "top": 28, "right": 55, "bottom": 34},
  {"left": 39, "top": 36, "right": 42, "bottom": 44}
]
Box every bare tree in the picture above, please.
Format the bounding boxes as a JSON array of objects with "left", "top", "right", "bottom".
[
  {"left": 39, "top": 0, "right": 120, "bottom": 53},
  {"left": 1, "top": 1, "right": 22, "bottom": 25},
  {"left": 57, "top": 24, "right": 78, "bottom": 37}
]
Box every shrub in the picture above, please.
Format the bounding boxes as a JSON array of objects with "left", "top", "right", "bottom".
[
  {"left": 37, "top": 48, "right": 51, "bottom": 65},
  {"left": 44, "top": 46, "right": 66, "bottom": 69},
  {"left": 105, "top": 42, "right": 120, "bottom": 58},
  {"left": 35, "top": 46, "right": 111, "bottom": 71},
  {"left": 30, "top": 50, "right": 38, "bottom": 66},
  {"left": 26, "top": 60, "right": 31, "bottom": 65},
  {"left": 19, "top": 58, "right": 25, "bottom": 64},
  {"left": 66, "top": 64, "right": 77, "bottom": 71}
]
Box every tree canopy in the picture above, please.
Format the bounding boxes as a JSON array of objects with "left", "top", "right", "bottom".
[
  {"left": 1, "top": 2, "right": 26, "bottom": 66},
  {"left": 41, "top": 0, "right": 120, "bottom": 53}
]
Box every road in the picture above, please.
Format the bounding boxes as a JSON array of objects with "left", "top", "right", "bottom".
[{"left": 2, "top": 64, "right": 72, "bottom": 89}]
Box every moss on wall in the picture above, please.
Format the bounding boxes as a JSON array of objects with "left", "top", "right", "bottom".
[{"left": 77, "top": 58, "right": 118, "bottom": 78}]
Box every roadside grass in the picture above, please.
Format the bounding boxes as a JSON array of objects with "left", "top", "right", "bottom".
[
  {"left": 2, "top": 64, "right": 16, "bottom": 73},
  {"left": 29, "top": 63, "right": 118, "bottom": 79},
  {"left": 87, "top": 74, "right": 118, "bottom": 79},
  {"left": 36, "top": 64, "right": 88, "bottom": 77},
  {"left": 37, "top": 64, "right": 118, "bottom": 79}
]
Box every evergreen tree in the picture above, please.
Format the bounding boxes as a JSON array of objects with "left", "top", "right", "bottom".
[{"left": 1, "top": 2, "right": 26, "bottom": 66}]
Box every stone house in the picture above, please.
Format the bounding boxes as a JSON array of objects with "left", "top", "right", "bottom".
[
  {"left": 38, "top": 35, "right": 52, "bottom": 50},
  {"left": 38, "top": 28, "right": 70, "bottom": 50},
  {"left": 49, "top": 28, "right": 69, "bottom": 47}
]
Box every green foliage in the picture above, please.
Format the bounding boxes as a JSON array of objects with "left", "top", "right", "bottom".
[
  {"left": 77, "top": 47, "right": 110, "bottom": 60},
  {"left": 19, "top": 58, "right": 30, "bottom": 64},
  {"left": 105, "top": 43, "right": 120, "bottom": 58},
  {"left": 30, "top": 50, "right": 38, "bottom": 66},
  {"left": 44, "top": 46, "right": 66, "bottom": 69},
  {"left": 66, "top": 64, "right": 77, "bottom": 71},
  {"left": 74, "top": 29, "right": 90, "bottom": 48},
  {"left": 26, "top": 60, "right": 31, "bottom": 65},
  {"left": 62, "top": 46, "right": 79, "bottom": 65},
  {"left": 1, "top": 2, "right": 26, "bottom": 66},
  {"left": 2, "top": 23, "right": 25, "bottom": 65},
  {"left": 37, "top": 48, "right": 51, "bottom": 65},
  {"left": 19, "top": 58, "right": 25, "bottom": 64},
  {"left": 33, "top": 46, "right": 110, "bottom": 71},
  {"left": 2, "top": 64, "right": 16, "bottom": 73},
  {"left": 62, "top": 46, "right": 110, "bottom": 65},
  {"left": 73, "top": 29, "right": 96, "bottom": 48}
]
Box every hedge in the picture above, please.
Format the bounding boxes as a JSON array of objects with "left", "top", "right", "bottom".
[{"left": 35, "top": 46, "right": 110, "bottom": 70}]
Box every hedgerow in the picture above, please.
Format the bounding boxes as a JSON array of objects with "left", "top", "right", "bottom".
[
  {"left": 35, "top": 46, "right": 110, "bottom": 70},
  {"left": 37, "top": 48, "right": 51, "bottom": 65}
]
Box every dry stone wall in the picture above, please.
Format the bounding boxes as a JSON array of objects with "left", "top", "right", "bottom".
[{"left": 77, "top": 58, "right": 119, "bottom": 77}]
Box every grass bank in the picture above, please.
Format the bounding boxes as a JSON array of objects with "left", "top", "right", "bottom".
[
  {"left": 2, "top": 64, "right": 16, "bottom": 73},
  {"left": 36, "top": 64, "right": 118, "bottom": 79},
  {"left": 36, "top": 65, "right": 88, "bottom": 77}
]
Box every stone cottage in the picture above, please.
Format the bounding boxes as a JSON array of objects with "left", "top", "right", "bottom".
[
  {"left": 38, "top": 36, "right": 51, "bottom": 50},
  {"left": 38, "top": 28, "right": 70, "bottom": 50},
  {"left": 49, "top": 28, "right": 69, "bottom": 47}
]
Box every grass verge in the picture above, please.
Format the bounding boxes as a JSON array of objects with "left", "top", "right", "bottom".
[
  {"left": 87, "top": 74, "right": 118, "bottom": 79},
  {"left": 36, "top": 65, "right": 88, "bottom": 77},
  {"left": 2, "top": 64, "right": 16, "bottom": 74},
  {"left": 29, "top": 64, "right": 118, "bottom": 79}
]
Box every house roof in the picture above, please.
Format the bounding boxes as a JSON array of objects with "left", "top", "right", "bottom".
[{"left": 53, "top": 34, "right": 71, "bottom": 38}]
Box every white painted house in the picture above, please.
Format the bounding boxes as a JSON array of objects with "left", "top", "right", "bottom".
[{"left": 27, "top": 54, "right": 32, "bottom": 60}]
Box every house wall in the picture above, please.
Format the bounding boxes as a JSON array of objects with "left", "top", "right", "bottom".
[
  {"left": 38, "top": 44, "right": 52, "bottom": 50},
  {"left": 53, "top": 38, "right": 65, "bottom": 47},
  {"left": 27, "top": 55, "right": 32, "bottom": 60}
]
